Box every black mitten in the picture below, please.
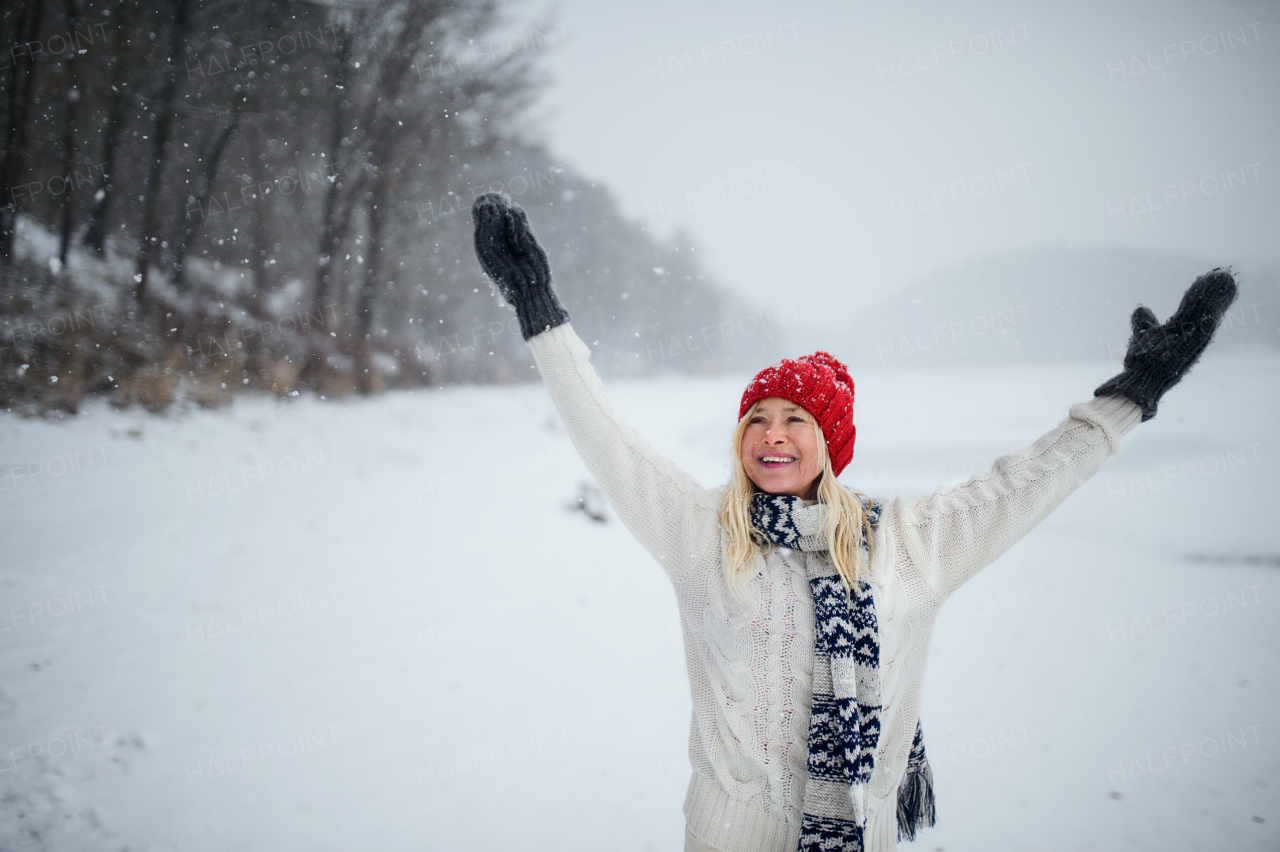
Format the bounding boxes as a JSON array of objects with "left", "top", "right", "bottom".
[
  {"left": 1095, "top": 268, "right": 1238, "bottom": 421},
  {"left": 472, "top": 192, "right": 569, "bottom": 340}
]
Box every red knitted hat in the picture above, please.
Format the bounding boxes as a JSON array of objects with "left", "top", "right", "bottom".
[{"left": 738, "top": 351, "right": 856, "bottom": 476}]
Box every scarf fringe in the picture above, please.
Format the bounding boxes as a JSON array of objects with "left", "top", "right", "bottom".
[{"left": 896, "top": 722, "right": 937, "bottom": 842}]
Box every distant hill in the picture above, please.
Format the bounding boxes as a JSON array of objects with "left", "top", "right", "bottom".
[{"left": 837, "top": 246, "right": 1278, "bottom": 370}]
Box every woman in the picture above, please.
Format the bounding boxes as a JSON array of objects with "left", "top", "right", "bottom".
[{"left": 470, "top": 192, "right": 1237, "bottom": 852}]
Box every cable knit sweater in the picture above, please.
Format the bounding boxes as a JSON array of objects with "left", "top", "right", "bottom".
[{"left": 529, "top": 323, "right": 1144, "bottom": 852}]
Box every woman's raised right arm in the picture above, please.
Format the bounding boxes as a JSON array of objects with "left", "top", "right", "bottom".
[
  {"left": 472, "top": 192, "right": 719, "bottom": 581},
  {"left": 529, "top": 322, "right": 720, "bottom": 580}
]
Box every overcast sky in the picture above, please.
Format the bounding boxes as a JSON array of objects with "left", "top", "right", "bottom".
[{"left": 518, "top": 0, "right": 1278, "bottom": 321}]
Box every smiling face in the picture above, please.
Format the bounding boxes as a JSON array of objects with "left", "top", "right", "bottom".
[{"left": 738, "top": 396, "right": 825, "bottom": 499}]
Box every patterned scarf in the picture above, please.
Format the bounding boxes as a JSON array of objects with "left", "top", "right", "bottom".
[{"left": 749, "top": 493, "right": 936, "bottom": 851}]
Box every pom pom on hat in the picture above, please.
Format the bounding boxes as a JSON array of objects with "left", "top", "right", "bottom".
[{"left": 739, "top": 351, "right": 856, "bottom": 476}]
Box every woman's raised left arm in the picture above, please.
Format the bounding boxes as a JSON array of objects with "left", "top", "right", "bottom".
[
  {"left": 891, "top": 394, "right": 1141, "bottom": 602},
  {"left": 890, "top": 269, "right": 1238, "bottom": 603}
]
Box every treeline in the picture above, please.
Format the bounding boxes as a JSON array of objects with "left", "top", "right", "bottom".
[{"left": 0, "top": 0, "right": 763, "bottom": 414}]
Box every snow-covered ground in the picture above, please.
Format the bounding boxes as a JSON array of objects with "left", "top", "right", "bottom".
[{"left": 1, "top": 353, "right": 1276, "bottom": 851}]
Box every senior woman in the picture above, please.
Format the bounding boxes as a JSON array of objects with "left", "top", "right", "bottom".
[{"left": 470, "top": 191, "right": 1237, "bottom": 852}]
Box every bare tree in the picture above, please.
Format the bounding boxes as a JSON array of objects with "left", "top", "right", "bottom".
[
  {"left": 57, "top": 0, "right": 83, "bottom": 267},
  {"left": 133, "top": 0, "right": 194, "bottom": 301},
  {"left": 171, "top": 115, "right": 239, "bottom": 289},
  {"left": 0, "top": 1, "right": 46, "bottom": 262},
  {"left": 83, "top": 1, "right": 142, "bottom": 256},
  {"left": 310, "top": 14, "right": 358, "bottom": 322},
  {"left": 309, "top": 0, "right": 537, "bottom": 389}
]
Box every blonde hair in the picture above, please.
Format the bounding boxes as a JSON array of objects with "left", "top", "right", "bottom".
[{"left": 720, "top": 401, "right": 875, "bottom": 593}]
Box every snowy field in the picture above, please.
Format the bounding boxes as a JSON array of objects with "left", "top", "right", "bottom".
[{"left": 1, "top": 352, "right": 1277, "bottom": 851}]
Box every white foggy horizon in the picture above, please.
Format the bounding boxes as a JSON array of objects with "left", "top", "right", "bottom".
[{"left": 527, "top": 0, "right": 1278, "bottom": 319}]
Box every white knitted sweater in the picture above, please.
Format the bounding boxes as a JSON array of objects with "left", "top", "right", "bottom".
[{"left": 530, "top": 324, "right": 1144, "bottom": 852}]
